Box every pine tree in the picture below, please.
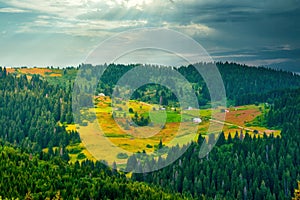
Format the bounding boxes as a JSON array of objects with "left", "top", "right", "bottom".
[
  {"left": 25, "top": 191, "right": 33, "bottom": 200},
  {"left": 158, "top": 139, "right": 163, "bottom": 149}
]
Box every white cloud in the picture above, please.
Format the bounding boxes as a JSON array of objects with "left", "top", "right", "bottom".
[
  {"left": 4, "top": 0, "right": 162, "bottom": 37},
  {"left": 3, "top": 0, "right": 214, "bottom": 38},
  {"left": 6, "top": 0, "right": 89, "bottom": 18},
  {"left": 17, "top": 15, "right": 148, "bottom": 37},
  {"left": 242, "top": 58, "right": 291, "bottom": 66},
  {"left": 108, "top": 0, "right": 154, "bottom": 10},
  {"left": 163, "top": 22, "right": 215, "bottom": 37},
  {"left": 263, "top": 44, "right": 293, "bottom": 51},
  {"left": 212, "top": 54, "right": 255, "bottom": 59},
  {"left": 5, "top": 0, "right": 165, "bottom": 18},
  {"left": 0, "top": 7, "right": 28, "bottom": 13}
]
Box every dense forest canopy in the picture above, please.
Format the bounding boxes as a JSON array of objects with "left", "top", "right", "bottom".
[
  {"left": 0, "top": 68, "right": 77, "bottom": 157},
  {"left": 0, "top": 144, "right": 185, "bottom": 199},
  {"left": 74, "top": 62, "right": 300, "bottom": 107}
]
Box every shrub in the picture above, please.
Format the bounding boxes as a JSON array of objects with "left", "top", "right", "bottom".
[
  {"left": 77, "top": 153, "right": 86, "bottom": 160},
  {"left": 69, "top": 148, "right": 81, "bottom": 154},
  {"left": 117, "top": 153, "right": 128, "bottom": 159},
  {"left": 79, "top": 121, "right": 88, "bottom": 126},
  {"left": 146, "top": 144, "right": 153, "bottom": 148}
]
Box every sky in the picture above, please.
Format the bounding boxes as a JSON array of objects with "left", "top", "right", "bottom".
[{"left": 0, "top": 0, "right": 299, "bottom": 72}]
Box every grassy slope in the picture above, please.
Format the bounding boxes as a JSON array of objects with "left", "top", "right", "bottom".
[{"left": 77, "top": 96, "right": 280, "bottom": 167}]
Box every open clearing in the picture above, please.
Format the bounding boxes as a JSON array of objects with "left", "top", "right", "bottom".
[
  {"left": 73, "top": 96, "right": 280, "bottom": 165},
  {"left": 6, "top": 67, "right": 62, "bottom": 78}
]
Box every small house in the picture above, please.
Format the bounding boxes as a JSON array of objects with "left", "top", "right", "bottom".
[{"left": 193, "top": 118, "right": 202, "bottom": 123}]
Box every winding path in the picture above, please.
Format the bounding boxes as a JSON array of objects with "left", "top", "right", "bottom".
[{"left": 209, "top": 119, "right": 255, "bottom": 132}]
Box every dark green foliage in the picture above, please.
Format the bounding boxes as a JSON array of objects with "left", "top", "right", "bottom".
[
  {"left": 46, "top": 67, "right": 77, "bottom": 87},
  {"left": 0, "top": 68, "right": 79, "bottom": 155},
  {"left": 77, "top": 62, "right": 300, "bottom": 107},
  {"left": 68, "top": 148, "right": 82, "bottom": 154},
  {"left": 214, "top": 62, "right": 300, "bottom": 105},
  {"left": 51, "top": 63, "right": 300, "bottom": 109},
  {"left": 146, "top": 144, "right": 153, "bottom": 148},
  {"left": 158, "top": 139, "right": 163, "bottom": 149},
  {"left": 266, "top": 88, "right": 300, "bottom": 128},
  {"left": 76, "top": 152, "right": 86, "bottom": 160},
  {"left": 0, "top": 69, "right": 80, "bottom": 156},
  {"left": 0, "top": 145, "right": 185, "bottom": 199},
  {"left": 132, "top": 112, "right": 151, "bottom": 126},
  {"left": 129, "top": 107, "right": 134, "bottom": 113}
]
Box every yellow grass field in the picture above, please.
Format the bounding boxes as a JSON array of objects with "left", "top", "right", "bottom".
[
  {"left": 6, "top": 67, "right": 62, "bottom": 77},
  {"left": 6, "top": 68, "right": 16, "bottom": 73},
  {"left": 18, "top": 68, "right": 52, "bottom": 76},
  {"left": 73, "top": 98, "right": 281, "bottom": 164},
  {"left": 49, "top": 73, "right": 62, "bottom": 77}
]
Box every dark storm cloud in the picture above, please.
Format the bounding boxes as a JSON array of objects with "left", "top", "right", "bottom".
[
  {"left": 77, "top": 0, "right": 300, "bottom": 50},
  {"left": 170, "top": 0, "right": 300, "bottom": 71}
]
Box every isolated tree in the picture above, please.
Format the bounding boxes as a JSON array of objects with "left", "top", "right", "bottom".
[
  {"left": 158, "top": 139, "right": 163, "bottom": 149},
  {"left": 129, "top": 108, "right": 134, "bottom": 113},
  {"left": 126, "top": 155, "right": 138, "bottom": 172}
]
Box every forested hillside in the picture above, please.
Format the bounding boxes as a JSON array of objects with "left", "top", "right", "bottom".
[
  {"left": 1, "top": 63, "right": 299, "bottom": 199},
  {"left": 131, "top": 88, "right": 300, "bottom": 199},
  {"left": 73, "top": 62, "right": 300, "bottom": 107},
  {"left": 0, "top": 144, "right": 185, "bottom": 199},
  {"left": 0, "top": 68, "right": 77, "bottom": 157},
  {"left": 215, "top": 62, "right": 300, "bottom": 105},
  {"left": 6, "top": 63, "right": 300, "bottom": 108},
  {"left": 267, "top": 88, "right": 300, "bottom": 128}
]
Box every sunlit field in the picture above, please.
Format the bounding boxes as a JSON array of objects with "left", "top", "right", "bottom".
[{"left": 73, "top": 96, "right": 281, "bottom": 164}]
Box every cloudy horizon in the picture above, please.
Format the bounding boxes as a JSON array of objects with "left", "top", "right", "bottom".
[{"left": 0, "top": 0, "right": 299, "bottom": 72}]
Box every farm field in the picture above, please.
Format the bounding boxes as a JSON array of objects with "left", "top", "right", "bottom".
[
  {"left": 5, "top": 67, "right": 78, "bottom": 87},
  {"left": 212, "top": 104, "right": 281, "bottom": 138},
  {"left": 73, "top": 96, "right": 281, "bottom": 165},
  {"left": 6, "top": 67, "right": 62, "bottom": 77}
]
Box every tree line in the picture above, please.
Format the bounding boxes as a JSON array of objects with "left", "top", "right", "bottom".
[{"left": 0, "top": 143, "right": 185, "bottom": 199}]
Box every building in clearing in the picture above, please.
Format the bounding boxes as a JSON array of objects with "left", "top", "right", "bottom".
[
  {"left": 98, "top": 93, "right": 105, "bottom": 97},
  {"left": 193, "top": 118, "right": 202, "bottom": 123}
]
